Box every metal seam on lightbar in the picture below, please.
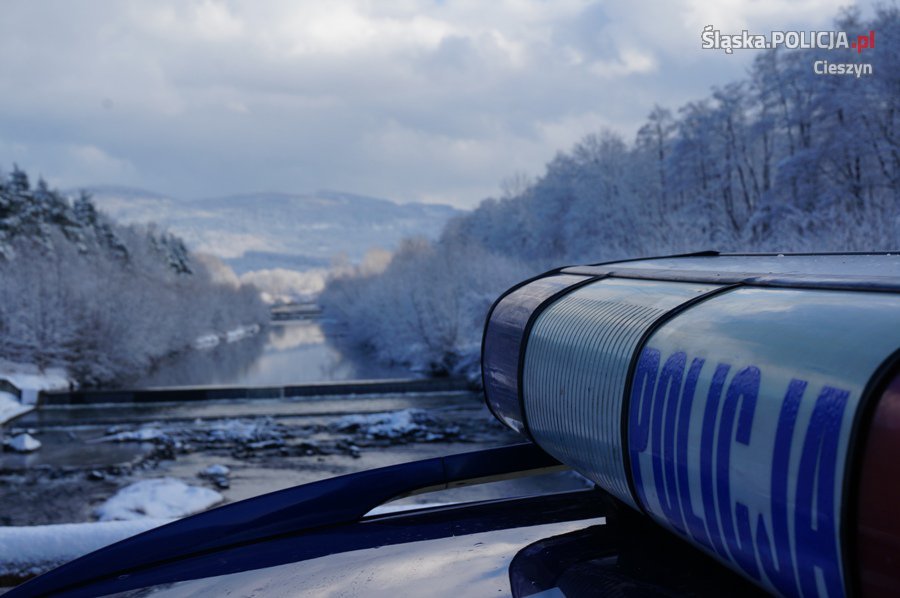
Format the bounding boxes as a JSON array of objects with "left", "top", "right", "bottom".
[
  {"left": 523, "top": 286, "right": 672, "bottom": 508},
  {"left": 479, "top": 265, "right": 570, "bottom": 428},
  {"left": 515, "top": 274, "right": 607, "bottom": 442},
  {"left": 619, "top": 282, "right": 743, "bottom": 516}
]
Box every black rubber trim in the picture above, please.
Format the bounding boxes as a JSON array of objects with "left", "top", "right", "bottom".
[
  {"left": 618, "top": 283, "right": 743, "bottom": 515},
  {"left": 840, "top": 347, "right": 900, "bottom": 598},
  {"left": 515, "top": 275, "right": 607, "bottom": 442},
  {"left": 584, "top": 250, "right": 897, "bottom": 269},
  {"left": 716, "top": 251, "right": 899, "bottom": 257},
  {"left": 582, "top": 250, "right": 720, "bottom": 268},
  {"left": 562, "top": 250, "right": 900, "bottom": 293},
  {"left": 480, "top": 265, "right": 574, "bottom": 425},
  {"left": 559, "top": 267, "right": 900, "bottom": 293},
  {"left": 481, "top": 266, "right": 594, "bottom": 430}
]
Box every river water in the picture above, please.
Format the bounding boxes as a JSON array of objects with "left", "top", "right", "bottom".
[{"left": 129, "top": 319, "right": 413, "bottom": 388}]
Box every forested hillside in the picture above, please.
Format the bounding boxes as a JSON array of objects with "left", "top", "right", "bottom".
[
  {"left": 0, "top": 166, "right": 268, "bottom": 386},
  {"left": 322, "top": 6, "right": 900, "bottom": 378}
]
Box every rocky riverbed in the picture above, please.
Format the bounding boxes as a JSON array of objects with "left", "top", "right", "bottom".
[{"left": 0, "top": 393, "right": 584, "bottom": 529}]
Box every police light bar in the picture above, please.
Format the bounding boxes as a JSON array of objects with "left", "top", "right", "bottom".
[{"left": 482, "top": 253, "right": 900, "bottom": 597}]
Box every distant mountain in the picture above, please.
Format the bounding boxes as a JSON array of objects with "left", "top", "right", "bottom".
[{"left": 78, "top": 186, "right": 462, "bottom": 274}]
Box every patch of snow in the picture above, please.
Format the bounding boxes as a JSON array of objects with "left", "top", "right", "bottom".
[
  {"left": 95, "top": 418, "right": 285, "bottom": 448},
  {"left": 193, "top": 334, "right": 221, "bottom": 350},
  {"left": 98, "top": 426, "right": 168, "bottom": 443},
  {"left": 5, "top": 432, "right": 42, "bottom": 452},
  {"left": 0, "top": 360, "right": 70, "bottom": 404},
  {"left": 205, "top": 418, "right": 279, "bottom": 443},
  {"left": 0, "top": 391, "right": 32, "bottom": 425},
  {"left": 0, "top": 519, "right": 171, "bottom": 579},
  {"left": 225, "top": 324, "right": 260, "bottom": 343},
  {"left": 200, "top": 464, "right": 230, "bottom": 477},
  {"left": 335, "top": 409, "right": 426, "bottom": 439},
  {"left": 95, "top": 478, "right": 223, "bottom": 522},
  {"left": 193, "top": 325, "right": 260, "bottom": 350}
]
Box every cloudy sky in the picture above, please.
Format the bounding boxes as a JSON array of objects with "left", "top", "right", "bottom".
[{"left": 0, "top": 0, "right": 877, "bottom": 208}]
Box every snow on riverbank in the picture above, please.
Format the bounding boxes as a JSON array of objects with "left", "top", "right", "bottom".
[
  {"left": 0, "top": 479, "right": 221, "bottom": 581},
  {"left": 0, "top": 518, "right": 171, "bottom": 579},
  {"left": 334, "top": 409, "right": 460, "bottom": 443},
  {"left": 1, "top": 361, "right": 71, "bottom": 430},
  {"left": 95, "top": 478, "right": 223, "bottom": 521},
  {"left": 225, "top": 324, "right": 260, "bottom": 343},
  {"left": 4, "top": 433, "right": 41, "bottom": 453},
  {"left": 0, "top": 392, "right": 31, "bottom": 426},
  {"left": 97, "top": 417, "right": 287, "bottom": 448},
  {"left": 336, "top": 409, "right": 425, "bottom": 438},
  {"left": 192, "top": 324, "right": 261, "bottom": 350},
  {"left": 0, "top": 360, "right": 70, "bottom": 405}
]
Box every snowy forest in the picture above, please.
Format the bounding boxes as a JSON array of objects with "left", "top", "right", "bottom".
[
  {"left": 321, "top": 6, "right": 900, "bottom": 379},
  {"left": 0, "top": 166, "right": 268, "bottom": 386}
]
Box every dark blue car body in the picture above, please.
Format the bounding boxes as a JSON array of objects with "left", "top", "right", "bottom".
[{"left": 7, "top": 443, "right": 763, "bottom": 597}]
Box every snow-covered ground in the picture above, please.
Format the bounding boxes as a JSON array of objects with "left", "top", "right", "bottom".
[
  {"left": 97, "top": 417, "right": 286, "bottom": 447},
  {"left": 4, "top": 433, "right": 41, "bottom": 453},
  {"left": 97, "top": 426, "right": 169, "bottom": 443},
  {"left": 200, "top": 464, "right": 230, "bottom": 477},
  {"left": 0, "top": 476, "right": 228, "bottom": 581},
  {"left": 334, "top": 408, "right": 457, "bottom": 442},
  {"left": 0, "top": 479, "right": 222, "bottom": 579},
  {"left": 0, "top": 415, "right": 456, "bottom": 584},
  {"left": 0, "top": 401, "right": 523, "bottom": 585},
  {"left": 0, "top": 501, "right": 452, "bottom": 581},
  {"left": 0, "top": 518, "right": 171, "bottom": 579},
  {"left": 1, "top": 362, "right": 71, "bottom": 433},
  {"left": 0, "top": 360, "right": 69, "bottom": 405},
  {"left": 95, "top": 478, "right": 223, "bottom": 522},
  {"left": 0, "top": 392, "right": 31, "bottom": 426},
  {"left": 192, "top": 324, "right": 261, "bottom": 350}
]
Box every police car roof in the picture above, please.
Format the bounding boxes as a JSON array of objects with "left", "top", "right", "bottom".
[{"left": 561, "top": 252, "right": 900, "bottom": 292}]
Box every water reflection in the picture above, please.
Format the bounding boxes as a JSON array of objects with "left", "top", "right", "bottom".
[{"left": 129, "top": 320, "right": 410, "bottom": 388}]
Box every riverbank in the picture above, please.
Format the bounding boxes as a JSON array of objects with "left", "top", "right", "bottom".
[
  {"left": 0, "top": 393, "right": 585, "bottom": 586},
  {"left": 0, "top": 361, "right": 71, "bottom": 449},
  {"left": 0, "top": 360, "right": 70, "bottom": 405},
  {"left": 129, "top": 319, "right": 414, "bottom": 388}
]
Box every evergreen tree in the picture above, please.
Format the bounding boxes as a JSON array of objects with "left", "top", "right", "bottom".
[{"left": 0, "top": 166, "right": 265, "bottom": 386}]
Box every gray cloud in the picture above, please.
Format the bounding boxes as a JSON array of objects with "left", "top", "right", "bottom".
[{"left": 0, "top": 0, "right": 875, "bottom": 207}]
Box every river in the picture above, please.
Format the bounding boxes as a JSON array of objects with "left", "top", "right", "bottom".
[{"left": 128, "top": 319, "right": 414, "bottom": 388}]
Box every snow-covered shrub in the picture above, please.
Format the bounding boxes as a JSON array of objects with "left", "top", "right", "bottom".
[{"left": 320, "top": 7, "right": 900, "bottom": 382}]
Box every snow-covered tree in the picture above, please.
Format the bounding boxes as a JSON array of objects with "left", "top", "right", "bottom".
[
  {"left": 320, "top": 6, "right": 899, "bottom": 379},
  {"left": 0, "top": 167, "right": 268, "bottom": 386}
]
